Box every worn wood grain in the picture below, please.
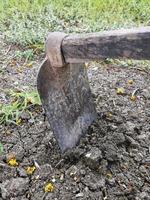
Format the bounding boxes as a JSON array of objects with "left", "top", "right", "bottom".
[{"left": 62, "top": 27, "right": 150, "bottom": 62}]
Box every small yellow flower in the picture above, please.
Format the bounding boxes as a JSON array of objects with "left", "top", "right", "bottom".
[
  {"left": 27, "top": 98, "right": 32, "bottom": 104},
  {"left": 26, "top": 62, "right": 33, "bottom": 68},
  {"left": 130, "top": 95, "right": 136, "bottom": 101},
  {"left": 17, "top": 68, "right": 23, "bottom": 73},
  {"left": 44, "top": 183, "right": 55, "bottom": 193},
  {"left": 106, "top": 172, "right": 112, "bottom": 179},
  {"left": 16, "top": 118, "right": 22, "bottom": 125},
  {"left": 128, "top": 80, "right": 134, "bottom": 84},
  {"left": 85, "top": 63, "right": 89, "bottom": 68},
  {"left": 107, "top": 112, "right": 112, "bottom": 117},
  {"left": 26, "top": 166, "right": 36, "bottom": 175},
  {"left": 116, "top": 88, "right": 125, "bottom": 95},
  {"left": 8, "top": 158, "right": 18, "bottom": 167}
]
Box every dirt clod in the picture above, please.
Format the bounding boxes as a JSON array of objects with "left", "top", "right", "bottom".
[
  {"left": 0, "top": 178, "right": 29, "bottom": 199},
  {"left": 83, "top": 147, "right": 102, "bottom": 169}
]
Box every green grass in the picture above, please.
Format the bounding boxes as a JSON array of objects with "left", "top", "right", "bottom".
[
  {"left": 0, "top": 142, "right": 3, "bottom": 154},
  {"left": 0, "top": 90, "right": 41, "bottom": 125},
  {"left": 0, "top": 0, "right": 150, "bottom": 46},
  {"left": 15, "top": 49, "right": 34, "bottom": 60}
]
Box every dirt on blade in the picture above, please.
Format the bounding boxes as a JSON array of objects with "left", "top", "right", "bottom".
[{"left": 0, "top": 35, "right": 150, "bottom": 200}]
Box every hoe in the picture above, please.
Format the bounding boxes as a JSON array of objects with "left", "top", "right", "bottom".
[{"left": 37, "top": 27, "right": 150, "bottom": 152}]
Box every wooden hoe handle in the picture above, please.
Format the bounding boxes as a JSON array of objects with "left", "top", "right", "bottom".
[
  {"left": 62, "top": 26, "right": 150, "bottom": 63},
  {"left": 46, "top": 27, "right": 150, "bottom": 67}
]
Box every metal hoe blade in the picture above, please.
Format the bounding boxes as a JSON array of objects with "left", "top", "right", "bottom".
[{"left": 37, "top": 32, "right": 97, "bottom": 152}]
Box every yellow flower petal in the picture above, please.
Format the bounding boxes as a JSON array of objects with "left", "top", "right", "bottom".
[
  {"left": 106, "top": 172, "right": 112, "bottom": 179},
  {"left": 130, "top": 95, "right": 136, "bottom": 101},
  {"left": 16, "top": 118, "right": 22, "bottom": 125},
  {"left": 26, "top": 62, "right": 33, "bottom": 68},
  {"left": 107, "top": 112, "right": 112, "bottom": 117},
  {"left": 44, "top": 183, "right": 55, "bottom": 193},
  {"left": 128, "top": 80, "right": 134, "bottom": 84},
  {"left": 8, "top": 158, "right": 18, "bottom": 167},
  {"left": 116, "top": 88, "right": 125, "bottom": 95},
  {"left": 85, "top": 63, "right": 89, "bottom": 68},
  {"left": 17, "top": 68, "right": 23, "bottom": 73},
  {"left": 27, "top": 98, "right": 32, "bottom": 103},
  {"left": 26, "top": 166, "right": 36, "bottom": 175}
]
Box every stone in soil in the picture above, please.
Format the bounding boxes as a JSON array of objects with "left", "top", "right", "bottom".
[
  {"left": 103, "top": 142, "right": 119, "bottom": 161},
  {"left": 83, "top": 147, "right": 102, "bottom": 169}
]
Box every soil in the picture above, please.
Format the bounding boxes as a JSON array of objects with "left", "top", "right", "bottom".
[{"left": 0, "top": 34, "right": 150, "bottom": 200}]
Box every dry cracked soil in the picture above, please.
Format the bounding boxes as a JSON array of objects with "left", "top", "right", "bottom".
[{"left": 0, "top": 34, "right": 150, "bottom": 200}]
